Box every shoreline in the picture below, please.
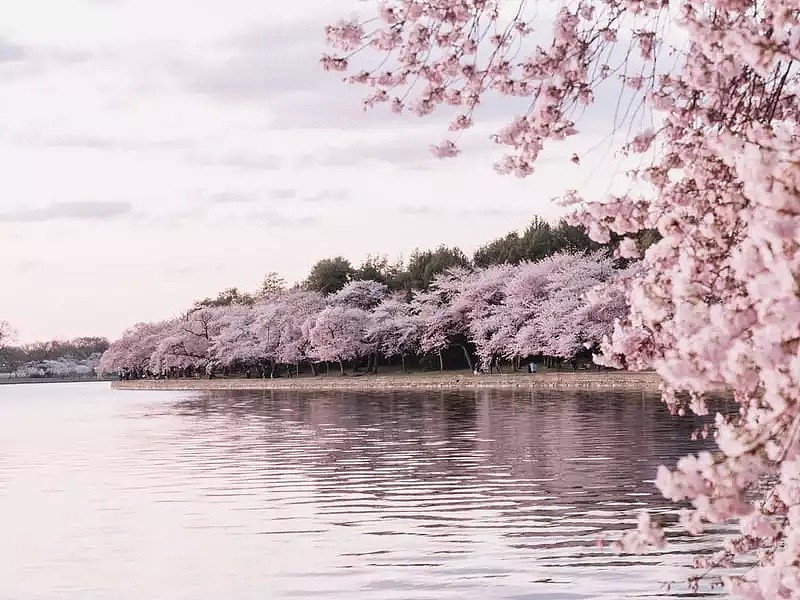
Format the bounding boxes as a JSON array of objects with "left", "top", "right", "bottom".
[
  {"left": 0, "top": 377, "right": 115, "bottom": 386},
  {"left": 112, "top": 370, "right": 663, "bottom": 392}
]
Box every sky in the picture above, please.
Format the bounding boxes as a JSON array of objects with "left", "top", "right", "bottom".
[{"left": 1, "top": 0, "right": 635, "bottom": 343}]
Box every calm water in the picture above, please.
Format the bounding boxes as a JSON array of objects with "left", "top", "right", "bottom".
[{"left": 0, "top": 382, "right": 723, "bottom": 599}]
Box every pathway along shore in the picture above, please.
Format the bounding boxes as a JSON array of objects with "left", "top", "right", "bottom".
[{"left": 112, "top": 370, "right": 662, "bottom": 392}]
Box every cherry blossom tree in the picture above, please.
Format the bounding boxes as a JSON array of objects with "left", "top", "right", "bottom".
[
  {"left": 412, "top": 267, "right": 475, "bottom": 370},
  {"left": 576, "top": 264, "right": 634, "bottom": 354},
  {"left": 99, "top": 321, "right": 172, "bottom": 376},
  {"left": 326, "top": 0, "right": 800, "bottom": 595},
  {"left": 451, "top": 263, "right": 516, "bottom": 371},
  {"left": 328, "top": 281, "right": 390, "bottom": 372},
  {"left": 524, "top": 251, "right": 618, "bottom": 360},
  {"left": 367, "top": 298, "right": 421, "bottom": 371},
  {"left": 308, "top": 306, "right": 371, "bottom": 374},
  {"left": 275, "top": 290, "right": 326, "bottom": 373},
  {"left": 150, "top": 307, "right": 229, "bottom": 376},
  {"left": 209, "top": 305, "right": 263, "bottom": 373},
  {"left": 499, "top": 257, "right": 553, "bottom": 364},
  {"left": 447, "top": 252, "right": 622, "bottom": 369},
  {"left": 250, "top": 300, "right": 287, "bottom": 376}
]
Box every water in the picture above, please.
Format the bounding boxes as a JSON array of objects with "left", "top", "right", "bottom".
[{"left": 0, "top": 382, "right": 723, "bottom": 599}]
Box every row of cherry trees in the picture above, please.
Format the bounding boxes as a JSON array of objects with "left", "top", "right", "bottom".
[
  {"left": 100, "top": 251, "right": 627, "bottom": 377},
  {"left": 13, "top": 354, "right": 103, "bottom": 379}
]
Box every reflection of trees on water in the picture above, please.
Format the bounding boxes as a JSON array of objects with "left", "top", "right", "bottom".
[
  {"left": 473, "top": 390, "right": 708, "bottom": 495},
  {"left": 160, "top": 390, "right": 734, "bottom": 597},
  {"left": 170, "top": 390, "right": 720, "bottom": 523}
]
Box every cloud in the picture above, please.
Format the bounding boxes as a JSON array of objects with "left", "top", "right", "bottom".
[
  {"left": 208, "top": 191, "right": 258, "bottom": 204},
  {"left": 155, "top": 15, "right": 520, "bottom": 134},
  {"left": 296, "top": 135, "right": 437, "bottom": 170},
  {"left": 260, "top": 89, "right": 405, "bottom": 131},
  {"left": 0, "top": 40, "right": 27, "bottom": 63},
  {"left": 209, "top": 188, "right": 346, "bottom": 207},
  {"left": 400, "top": 205, "right": 530, "bottom": 219},
  {"left": 301, "top": 188, "right": 349, "bottom": 204},
  {"left": 270, "top": 188, "right": 296, "bottom": 200},
  {"left": 246, "top": 209, "right": 318, "bottom": 229},
  {"left": 14, "top": 259, "right": 44, "bottom": 275},
  {"left": 164, "top": 17, "right": 397, "bottom": 131},
  {"left": 172, "top": 19, "right": 327, "bottom": 102},
  {"left": 185, "top": 150, "right": 282, "bottom": 171},
  {"left": 0, "top": 38, "right": 97, "bottom": 83},
  {"left": 0, "top": 201, "right": 132, "bottom": 223},
  {"left": 164, "top": 263, "right": 227, "bottom": 277},
  {"left": 206, "top": 198, "right": 318, "bottom": 229},
  {"left": 14, "top": 131, "right": 195, "bottom": 152},
  {"left": 128, "top": 205, "right": 208, "bottom": 229}
]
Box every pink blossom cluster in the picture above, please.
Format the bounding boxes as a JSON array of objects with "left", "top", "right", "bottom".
[
  {"left": 323, "top": 0, "right": 639, "bottom": 169},
  {"left": 411, "top": 251, "right": 625, "bottom": 370}
]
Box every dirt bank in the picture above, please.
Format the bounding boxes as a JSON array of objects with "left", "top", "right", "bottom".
[{"left": 112, "top": 370, "right": 662, "bottom": 392}]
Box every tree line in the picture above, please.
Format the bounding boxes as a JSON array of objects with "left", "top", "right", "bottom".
[
  {"left": 194, "top": 217, "right": 653, "bottom": 307},
  {"left": 0, "top": 334, "right": 109, "bottom": 377},
  {"left": 100, "top": 250, "right": 630, "bottom": 379}
]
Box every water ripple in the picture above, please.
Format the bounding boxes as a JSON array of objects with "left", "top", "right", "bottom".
[{"left": 0, "top": 382, "right": 730, "bottom": 599}]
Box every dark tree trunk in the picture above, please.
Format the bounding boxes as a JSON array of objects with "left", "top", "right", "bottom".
[
  {"left": 309, "top": 361, "right": 317, "bottom": 376},
  {"left": 401, "top": 354, "right": 406, "bottom": 372},
  {"left": 338, "top": 360, "right": 344, "bottom": 375},
  {"left": 372, "top": 351, "right": 378, "bottom": 374},
  {"left": 438, "top": 350, "right": 444, "bottom": 371}
]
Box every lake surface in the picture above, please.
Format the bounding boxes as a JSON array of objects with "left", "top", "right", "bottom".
[{"left": 0, "top": 382, "right": 723, "bottom": 599}]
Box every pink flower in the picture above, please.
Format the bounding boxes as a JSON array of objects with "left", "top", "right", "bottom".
[
  {"left": 320, "top": 55, "right": 348, "bottom": 72},
  {"left": 429, "top": 140, "right": 460, "bottom": 158},
  {"left": 324, "top": 20, "right": 364, "bottom": 52},
  {"left": 629, "top": 130, "right": 656, "bottom": 153},
  {"left": 618, "top": 238, "right": 640, "bottom": 259},
  {"left": 448, "top": 114, "right": 473, "bottom": 131}
]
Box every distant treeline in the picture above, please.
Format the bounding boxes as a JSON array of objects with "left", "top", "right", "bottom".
[
  {"left": 195, "top": 217, "right": 657, "bottom": 306},
  {"left": 0, "top": 336, "right": 110, "bottom": 376}
]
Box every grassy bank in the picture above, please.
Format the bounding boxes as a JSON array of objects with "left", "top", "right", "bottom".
[{"left": 112, "top": 369, "right": 662, "bottom": 392}]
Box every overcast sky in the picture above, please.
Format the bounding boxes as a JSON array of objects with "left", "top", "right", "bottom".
[{"left": 1, "top": 0, "right": 633, "bottom": 343}]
